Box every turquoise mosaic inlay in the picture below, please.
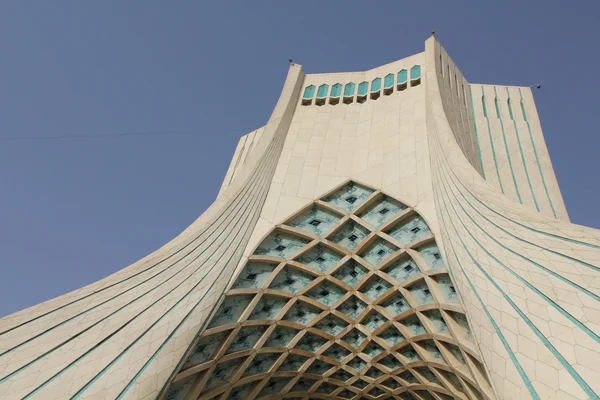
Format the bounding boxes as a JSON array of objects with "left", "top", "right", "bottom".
[
  {"left": 379, "top": 326, "right": 404, "bottom": 345},
  {"left": 183, "top": 331, "right": 229, "bottom": 369},
  {"left": 363, "top": 341, "right": 384, "bottom": 358},
  {"left": 226, "top": 325, "right": 266, "bottom": 353},
  {"left": 297, "top": 332, "right": 328, "bottom": 352},
  {"left": 332, "top": 259, "right": 368, "bottom": 287},
  {"left": 383, "top": 256, "right": 419, "bottom": 282},
  {"left": 249, "top": 295, "right": 287, "bottom": 320},
  {"left": 387, "top": 214, "right": 431, "bottom": 245},
  {"left": 323, "top": 343, "right": 351, "bottom": 360},
  {"left": 244, "top": 353, "right": 278, "bottom": 376},
  {"left": 362, "top": 310, "right": 386, "bottom": 331},
  {"left": 283, "top": 301, "right": 321, "bottom": 325},
  {"left": 381, "top": 292, "right": 410, "bottom": 315},
  {"left": 401, "top": 315, "right": 426, "bottom": 335},
  {"left": 417, "top": 242, "right": 444, "bottom": 269},
  {"left": 181, "top": 182, "right": 489, "bottom": 399},
  {"left": 264, "top": 326, "right": 298, "bottom": 347},
  {"left": 314, "top": 314, "right": 348, "bottom": 336},
  {"left": 287, "top": 206, "right": 341, "bottom": 237},
  {"left": 269, "top": 266, "right": 315, "bottom": 293},
  {"left": 208, "top": 295, "right": 252, "bottom": 328},
  {"left": 343, "top": 329, "right": 367, "bottom": 348},
  {"left": 306, "top": 280, "right": 346, "bottom": 306},
  {"left": 360, "top": 195, "right": 406, "bottom": 228},
  {"left": 435, "top": 275, "right": 458, "bottom": 303},
  {"left": 324, "top": 182, "right": 373, "bottom": 212},
  {"left": 232, "top": 262, "right": 276, "bottom": 289},
  {"left": 254, "top": 231, "right": 309, "bottom": 259},
  {"left": 295, "top": 244, "right": 342, "bottom": 272},
  {"left": 360, "top": 237, "right": 398, "bottom": 266},
  {"left": 329, "top": 220, "right": 370, "bottom": 251},
  {"left": 360, "top": 276, "right": 392, "bottom": 300},
  {"left": 338, "top": 295, "right": 368, "bottom": 319},
  {"left": 408, "top": 280, "right": 434, "bottom": 305}
]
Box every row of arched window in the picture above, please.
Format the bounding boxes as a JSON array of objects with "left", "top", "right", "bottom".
[
  {"left": 301, "top": 65, "right": 421, "bottom": 106},
  {"left": 482, "top": 95, "right": 529, "bottom": 122}
]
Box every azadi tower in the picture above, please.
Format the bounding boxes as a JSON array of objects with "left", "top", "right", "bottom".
[{"left": 1, "top": 36, "right": 599, "bottom": 400}]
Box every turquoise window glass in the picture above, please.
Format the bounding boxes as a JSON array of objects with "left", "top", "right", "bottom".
[
  {"left": 410, "top": 65, "right": 421, "bottom": 79},
  {"left": 397, "top": 69, "right": 407, "bottom": 83},
  {"left": 317, "top": 84, "right": 329, "bottom": 98},
  {"left": 358, "top": 81, "right": 368, "bottom": 96},
  {"left": 303, "top": 85, "right": 315, "bottom": 99},
  {"left": 344, "top": 82, "right": 356, "bottom": 96},
  {"left": 384, "top": 73, "right": 394, "bottom": 88},
  {"left": 371, "top": 77, "right": 381, "bottom": 92},
  {"left": 330, "top": 83, "right": 342, "bottom": 97}
]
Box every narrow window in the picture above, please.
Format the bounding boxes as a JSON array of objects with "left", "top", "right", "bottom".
[
  {"left": 447, "top": 65, "right": 451, "bottom": 86},
  {"left": 440, "top": 54, "right": 443, "bottom": 75},
  {"left": 494, "top": 97, "right": 501, "bottom": 118}
]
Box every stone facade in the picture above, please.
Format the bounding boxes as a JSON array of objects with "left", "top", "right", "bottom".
[{"left": 0, "top": 36, "right": 598, "bottom": 400}]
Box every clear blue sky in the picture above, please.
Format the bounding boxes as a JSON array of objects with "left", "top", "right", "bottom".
[{"left": 1, "top": 1, "right": 598, "bottom": 317}]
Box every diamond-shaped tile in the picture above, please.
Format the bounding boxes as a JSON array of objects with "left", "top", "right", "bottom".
[
  {"left": 208, "top": 295, "right": 253, "bottom": 328},
  {"left": 401, "top": 315, "right": 426, "bottom": 336},
  {"left": 330, "top": 368, "right": 353, "bottom": 382},
  {"left": 306, "top": 359, "right": 334, "bottom": 375},
  {"left": 183, "top": 331, "right": 230, "bottom": 369},
  {"left": 306, "top": 280, "right": 346, "bottom": 306},
  {"left": 243, "top": 353, "right": 279, "bottom": 376},
  {"left": 362, "top": 310, "right": 386, "bottom": 332},
  {"left": 381, "top": 377, "right": 401, "bottom": 390},
  {"left": 315, "top": 381, "right": 339, "bottom": 394},
  {"left": 423, "top": 310, "right": 448, "bottom": 333},
  {"left": 292, "top": 377, "right": 317, "bottom": 392},
  {"left": 329, "top": 220, "right": 371, "bottom": 251},
  {"left": 270, "top": 266, "right": 315, "bottom": 293},
  {"left": 254, "top": 231, "right": 310, "bottom": 258},
  {"left": 297, "top": 332, "right": 328, "bottom": 353},
  {"left": 226, "top": 325, "right": 267, "bottom": 353},
  {"left": 387, "top": 214, "right": 431, "bottom": 245},
  {"left": 343, "top": 329, "right": 367, "bottom": 349},
  {"left": 338, "top": 296, "right": 368, "bottom": 320},
  {"left": 279, "top": 354, "right": 309, "bottom": 371},
  {"left": 360, "top": 195, "right": 407, "bottom": 228},
  {"left": 398, "top": 370, "right": 419, "bottom": 383},
  {"left": 381, "top": 292, "right": 410, "bottom": 315},
  {"left": 264, "top": 326, "right": 299, "bottom": 347},
  {"left": 295, "top": 244, "right": 343, "bottom": 272},
  {"left": 249, "top": 295, "right": 287, "bottom": 320},
  {"left": 417, "top": 340, "right": 443, "bottom": 360},
  {"left": 435, "top": 274, "right": 458, "bottom": 303},
  {"left": 347, "top": 356, "right": 367, "bottom": 371},
  {"left": 287, "top": 205, "right": 342, "bottom": 237},
  {"left": 398, "top": 345, "right": 421, "bottom": 362},
  {"left": 365, "top": 366, "right": 384, "bottom": 379},
  {"left": 232, "top": 262, "right": 276, "bottom": 289},
  {"left": 417, "top": 242, "right": 444, "bottom": 269},
  {"left": 363, "top": 341, "right": 385, "bottom": 358},
  {"left": 314, "top": 314, "right": 348, "bottom": 336},
  {"left": 259, "top": 378, "right": 289, "bottom": 396},
  {"left": 323, "top": 182, "right": 373, "bottom": 212},
  {"left": 382, "top": 256, "right": 419, "bottom": 282},
  {"left": 332, "top": 259, "right": 368, "bottom": 287},
  {"left": 322, "top": 343, "right": 351, "bottom": 360},
  {"left": 360, "top": 237, "right": 398, "bottom": 267},
  {"left": 283, "top": 301, "right": 321, "bottom": 325},
  {"left": 378, "top": 326, "right": 405, "bottom": 346},
  {"left": 408, "top": 280, "right": 434, "bottom": 305},
  {"left": 367, "top": 386, "right": 386, "bottom": 397},
  {"left": 360, "top": 276, "right": 393, "bottom": 300}
]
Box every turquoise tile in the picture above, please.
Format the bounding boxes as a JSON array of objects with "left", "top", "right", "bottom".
[
  {"left": 329, "top": 220, "right": 370, "bottom": 251},
  {"left": 208, "top": 295, "right": 253, "bottom": 328},
  {"left": 360, "top": 196, "right": 406, "bottom": 228},
  {"left": 338, "top": 295, "right": 367, "bottom": 319},
  {"left": 249, "top": 295, "right": 287, "bottom": 320},
  {"left": 269, "top": 266, "right": 315, "bottom": 293},
  {"left": 295, "top": 244, "right": 343, "bottom": 272},
  {"left": 254, "top": 232, "right": 309, "bottom": 259},
  {"left": 232, "top": 262, "right": 276, "bottom": 289},
  {"left": 332, "top": 259, "right": 368, "bottom": 287},
  {"left": 387, "top": 214, "right": 431, "bottom": 245},
  {"left": 226, "top": 325, "right": 266, "bottom": 353},
  {"left": 183, "top": 330, "right": 230, "bottom": 369},
  {"left": 408, "top": 280, "right": 434, "bottom": 305},
  {"left": 360, "top": 237, "right": 398, "bottom": 267},
  {"left": 287, "top": 206, "right": 341, "bottom": 237},
  {"left": 417, "top": 242, "right": 444, "bottom": 269},
  {"left": 360, "top": 276, "right": 392, "bottom": 300},
  {"left": 342, "top": 329, "right": 367, "bottom": 349},
  {"left": 323, "top": 182, "right": 373, "bottom": 212},
  {"left": 306, "top": 280, "right": 346, "bottom": 306},
  {"left": 383, "top": 256, "right": 419, "bottom": 282}
]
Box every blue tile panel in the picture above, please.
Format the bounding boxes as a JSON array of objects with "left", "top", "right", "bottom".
[
  {"left": 286, "top": 206, "right": 341, "bottom": 237},
  {"left": 295, "top": 244, "right": 342, "bottom": 272},
  {"left": 329, "top": 220, "right": 370, "bottom": 251},
  {"left": 254, "top": 231, "right": 309, "bottom": 259},
  {"left": 383, "top": 256, "right": 419, "bottom": 282},
  {"left": 360, "top": 237, "right": 398, "bottom": 266},
  {"left": 338, "top": 296, "right": 368, "bottom": 319},
  {"left": 332, "top": 259, "right": 368, "bottom": 287},
  {"left": 226, "top": 325, "right": 267, "bottom": 353},
  {"left": 387, "top": 214, "right": 431, "bottom": 245},
  {"left": 417, "top": 242, "right": 445, "bottom": 269},
  {"left": 306, "top": 280, "right": 346, "bottom": 306},
  {"left": 360, "top": 196, "right": 406, "bottom": 228},
  {"left": 249, "top": 296, "right": 287, "bottom": 320},
  {"left": 232, "top": 262, "right": 276, "bottom": 289},
  {"left": 269, "top": 266, "right": 315, "bottom": 293},
  {"left": 208, "top": 295, "right": 252, "bottom": 328},
  {"left": 324, "top": 182, "right": 373, "bottom": 212}
]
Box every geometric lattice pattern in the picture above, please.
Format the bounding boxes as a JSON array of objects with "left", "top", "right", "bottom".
[{"left": 164, "top": 181, "right": 494, "bottom": 400}]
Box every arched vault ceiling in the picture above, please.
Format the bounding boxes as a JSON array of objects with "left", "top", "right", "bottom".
[{"left": 163, "top": 181, "right": 495, "bottom": 400}]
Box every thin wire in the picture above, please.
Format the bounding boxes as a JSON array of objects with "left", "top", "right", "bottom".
[{"left": 0, "top": 128, "right": 255, "bottom": 141}]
